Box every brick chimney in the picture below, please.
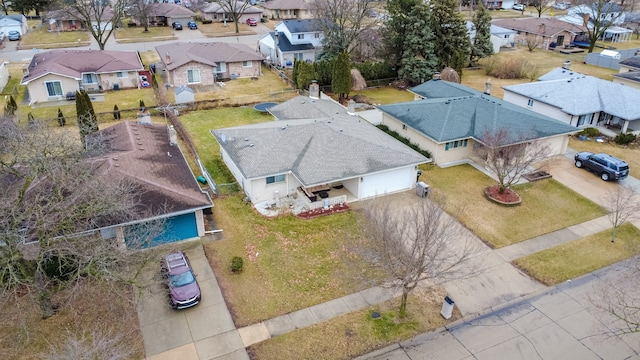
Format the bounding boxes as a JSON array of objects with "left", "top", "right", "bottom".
[
  {"left": 484, "top": 78, "right": 491, "bottom": 95},
  {"left": 538, "top": 23, "right": 546, "bottom": 34}
]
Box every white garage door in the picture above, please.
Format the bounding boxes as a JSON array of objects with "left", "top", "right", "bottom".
[{"left": 361, "top": 167, "right": 413, "bottom": 199}]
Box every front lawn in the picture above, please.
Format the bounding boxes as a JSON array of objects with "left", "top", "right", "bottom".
[
  {"left": 420, "top": 164, "right": 606, "bottom": 248},
  {"left": 350, "top": 87, "right": 414, "bottom": 105},
  {"left": 20, "top": 28, "right": 90, "bottom": 47},
  {"left": 514, "top": 223, "right": 640, "bottom": 285},
  {"left": 115, "top": 26, "right": 173, "bottom": 39},
  {"left": 205, "top": 195, "right": 387, "bottom": 326}
]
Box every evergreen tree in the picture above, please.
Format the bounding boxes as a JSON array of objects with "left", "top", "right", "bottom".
[
  {"left": 297, "top": 61, "right": 318, "bottom": 90},
  {"left": 76, "top": 90, "right": 99, "bottom": 149},
  {"left": 384, "top": 0, "right": 423, "bottom": 71},
  {"left": 139, "top": 100, "right": 146, "bottom": 108},
  {"left": 398, "top": 3, "right": 438, "bottom": 85},
  {"left": 3, "top": 95, "right": 17, "bottom": 117},
  {"left": 470, "top": 2, "right": 494, "bottom": 67},
  {"left": 113, "top": 104, "right": 121, "bottom": 120},
  {"left": 431, "top": 0, "right": 471, "bottom": 70},
  {"left": 451, "top": 50, "right": 466, "bottom": 80},
  {"left": 57, "top": 108, "right": 66, "bottom": 127},
  {"left": 332, "top": 52, "right": 352, "bottom": 103}
]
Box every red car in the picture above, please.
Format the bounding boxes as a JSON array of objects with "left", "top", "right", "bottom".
[{"left": 246, "top": 18, "right": 257, "bottom": 26}]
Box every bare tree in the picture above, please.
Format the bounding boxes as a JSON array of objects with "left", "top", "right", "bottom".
[
  {"left": 573, "top": 0, "right": 629, "bottom": 53},
  {"left": 213, "top": 0, "right": 251, "bottom": 34},
  {"left": 64, "top": 0, "right": 125, "bottom": 50},
  {"left": 524, "top": 34, "right": 540, "bottom": 51},
  {"left": 126, "top": 0, "right": 153, "bottom": 32},
  {"left": 360, "top": 193, "right": 478, "bottom": 318},
  {"left": 38, "top": 325, "right": 138, "bottom": 360},
  {"left": 527, "top": 0, "right": 552, "bottom": 17},
  {"left": 474, "top": 128, "right": 551, "bottom": 195},
  {"left": 0, "top": 117, "right": 164, "bottom": 318},
  {"left": 603, "top": 186, "right": 640, "bottom": 243},
  {"left": 313, "top": 0, "right": 379, "bottom": 59}
]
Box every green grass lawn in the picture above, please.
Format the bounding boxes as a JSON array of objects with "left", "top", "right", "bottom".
[
  {"left": 350, "top": 87, "right": 414, "bottom": 105},
  {"left": 20, "top": 28, "right": 90, "bottom": 46},
  {"left": 420, "top": 164, "right": 606, "bottom": 248},
  {"left": 514, "top": 223, "right": 640, "bottom": 285},
  {"left": 205, "top": 195, "right": 387, "bottom": 326}
]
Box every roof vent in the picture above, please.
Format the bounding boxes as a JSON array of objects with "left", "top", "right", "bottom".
[
  {"left": 244, "top": 137, "right": 249, "bottom": 141},
  {"left": 249, "top": 144, "right": 254, "bottom": 147},
  {"left": 221, "top": 133, "right": 227, "bottom": 143}
]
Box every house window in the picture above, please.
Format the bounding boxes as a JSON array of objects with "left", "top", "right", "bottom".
[
  {"left": 315, "top": 33, "right": 320, "bottom": 38},
  {"left": 242, "top": 61, "right": 252, "bottom": 67},
  {"left": 402, "top": 124, "right": 407, "bottom": 130},
  {"left": 266, "top": 174, "right": 285, "bottom": 184},
  {"left": 116, "top": 71, "right": 127, "bottom": 78},
  {"left": 187, "top": 69, "right": 200, "bottom": 84},
  {"left": 504, "top": 34, "right": 509, "bottom": 38},
  {"left": 577, "top": 113, "right": 594, "bottom": 126},
  {"left": 297, "top": 34, "right": 304, "bottom": 40},
  {"left": 45, "top": 81, "right": 63, "bottom": 97},
  {"left": 294, "top": 52, "right": 304, "bottom": 60},
  {"left": 215, "top": 62, "right": 226, "bottom": 72},
  {"left": 527, "top": 99, "right": 534, "bottom": 107},
  {"left": 82, "top": 73, "right": 98, "bottom": 84},
  {"left": 444, "top": 139, "right": 468, "bottom": 151}
]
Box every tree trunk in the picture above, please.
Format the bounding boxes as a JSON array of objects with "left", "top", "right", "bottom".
[
  {"left": 611, "top": 225, "right": 617, "bottom": 243},
  {"left": 35, "top": 269, "right": 55, "bottom": 319},
  {"left": 399, "top": 289, "right": 409, "bottom": 318}
]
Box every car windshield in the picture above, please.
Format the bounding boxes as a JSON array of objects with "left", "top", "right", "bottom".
[{"left": 170, "top": 271, "right": 195, "bottom": 287}]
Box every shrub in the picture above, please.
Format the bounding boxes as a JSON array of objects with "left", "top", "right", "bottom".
[
  {"left": 485, "top": 56, "right": 534, "bottom": 80},
  {"left": 376, "top": 124, "right": 432, "bottom": 158},
  {"left": 202, "top": 19, "right": 213, "bottom": 24},
  {"left": 615, "top": 133, "right": 637, "bottom": 145},
  {"left": 581, "top": 127, "right": 599, "bottom": 137},
  {"left": 230, "top": 256, "right": 244, "bottom": 273}
]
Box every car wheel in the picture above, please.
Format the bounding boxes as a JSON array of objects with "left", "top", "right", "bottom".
[
  {"left": 575, "top": 160, "right": 583, "bottom": 168},
  {"left": 601, "top": 172, "right": 610, "bottom": 181}
]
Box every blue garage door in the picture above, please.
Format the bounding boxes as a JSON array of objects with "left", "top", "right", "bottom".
[{"left": 126, "top": 212, "right": 198, "bottom": 248}]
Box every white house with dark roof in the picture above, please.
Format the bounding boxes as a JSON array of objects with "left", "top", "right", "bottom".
[
  {"left": 0, "top": 14, "right": 27, "bottom": 35},
  {"left": 20, "top": 49, "right": 144, "bottom": 106},
  {"left": 155, "top": 42, "right": 263, "bottom": 86},
  {"left": 503, "top": 67, "right": 640, "bottom": 133},
  {"left": 613, "top": 56, "right": 640, "bottom": 89},
  {"left": 211, "top": 96, "right": 428, "bottom": 206},
  {"left": 258, "top": 19, "right": 323, "bottom": 67},
  {"left": 379, "top": 80, "right": 578, "bottom": 165}
]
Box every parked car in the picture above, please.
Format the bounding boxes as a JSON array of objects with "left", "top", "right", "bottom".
[
  {"left": 8, "top": 31, "right": 20, "bottom": 41},
  {"left": 246, "top": 18, "right": 257, "bottom": 26},
  {"left": 512, "top": 4, "right": 525, "bottom": 10},
  {"left": 187, "top": 21, "right": 197, "bottom": 29},
  {"left": 553, "top": 2, "right": 571, "bottom": 9},
  {"left": 574, "top": 152, "right": 629, "bottom": 181},
  {"left": 161, "top": 251, "right": 201, "bottom": 309},
  {"left": 0, "top": 32, "right": 5, "bottom": 42},
  {"left": 172, "top": 21, "right": 183, "bottom": 30}
]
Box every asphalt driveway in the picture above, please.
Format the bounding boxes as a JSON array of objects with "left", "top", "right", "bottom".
[{"left": 138, "top": 244, "right": 249, "bottom": 360}]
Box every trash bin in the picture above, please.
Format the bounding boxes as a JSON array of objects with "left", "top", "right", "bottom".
[
  {"left": 441, "top": 296, "right": 454, "bottom": 319},
  {"left": 416, "top": 181, "right": 430, "bottom": 198}
]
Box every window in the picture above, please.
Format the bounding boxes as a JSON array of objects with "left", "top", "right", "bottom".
[
  {"left": 187, "top": 69, "right": 200, "bottom": 84},
  {"left": 116, "top": 71, "right": 127, "bottom": 78},
  {"left": 215, "top": 62, "right": 226, "bottom": 72},
  {"left": 242, "top": 61, "right": 252, "bottom": 67},
  {"left": 266, "top": 174, "right": 285, "bottom": 184},
  {"left": 314, "top": 33, "right": 320, "bottom": 38},
  {"left": 297, "top": 34, "right": 304, "bottom": 40},
  {"left": 577, "top": 113, "right": 594, "bottom": 126},
  {"left": 444, "top": 139, "right": 468, "bottom": 151},
  {"left": 294, "top": 52, "right": 304, "bottom": 60},
  {"left": 504, "top": 34, "right": 510, "bottom": 38},
  {"left": 45, "top": 81, "right": 63, "bottom": 97},
  {"left": 527, "top": 99, "right": 534, "bottom": 107},
  {"left": 82, "top": 73, "right": 98, "bottom": 84},
  {"left": 402, "top": 124, "right": 407, "bottom": 130}
]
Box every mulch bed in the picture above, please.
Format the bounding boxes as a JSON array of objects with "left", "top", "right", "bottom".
[
  {"left": 485, "top": 185, "right": 521, "bottom": 205},
  {"left": 296, "top": 203, "right": 351, "bottom": 219}
]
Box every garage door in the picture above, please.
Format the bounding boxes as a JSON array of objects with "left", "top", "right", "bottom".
[
  {"left": 361, "top": 167, "right": 413, "bottom": 199},
  {"left": 126, "top": 212, "right": 198, "bottom": 248}
]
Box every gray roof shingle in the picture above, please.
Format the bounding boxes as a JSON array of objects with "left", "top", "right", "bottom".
[
  {"left": 155, "top": 42, "right": 264, "bottom": 71},
  {"left": 212, "top": 96, "right": 428, "bottom": 186},
  {"left": 281, "top": 19, "right": 323, "bottom": 33}
]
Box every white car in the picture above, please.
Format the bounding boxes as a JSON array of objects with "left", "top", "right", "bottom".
[{"left": 512, "top": 4, "right": 526, "bottom": 10}]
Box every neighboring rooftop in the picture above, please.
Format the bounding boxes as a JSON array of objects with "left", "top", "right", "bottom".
[
  {"left": 155, "top": 42, "right": 264, "bottom": 71},
  {"left": 259, "top": 0, "right": 311, "bottom": 11},
  {"left": 492, "top": 17, "right": 585, "bottom": 36},
  {"left": 266, "top": 31, "right": 314, "bottom": 52},
  {"left": 279, "top": 19, "right": 323, "bottom": 33}
]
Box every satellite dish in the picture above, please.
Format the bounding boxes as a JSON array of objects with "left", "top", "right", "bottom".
[{"left": 221, "top": 133, "right": 227, "bottom": 143}]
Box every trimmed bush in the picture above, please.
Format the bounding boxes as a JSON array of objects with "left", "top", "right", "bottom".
[
  {"left": 376, "top": 124, "right": 432, "bottom": 158},
  {"left": 615, "top": 133, "right": 637, "bottom": 145},
  {"left": 580, "top": 127, "right": 599, "bottom": 137},
  {"left": 231, "top": 256, "right": 244, "bottom": 273}
]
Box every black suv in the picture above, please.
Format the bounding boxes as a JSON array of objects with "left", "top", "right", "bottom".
[
  {"left": 172, "top": 21, "right": 183, "bottom": 30},
  {"left": 574, "top": 152, "right": 629, "bottom": 181}
]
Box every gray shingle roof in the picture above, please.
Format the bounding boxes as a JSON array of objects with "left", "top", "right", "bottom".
[
  {"left": 619, "top": 56, "right": 640, "bottom": 69},
  {"left": 148, "top": 3, "right": 196, "bottom": 17},
  {"left": 281, "top": 19, "right": 323, "bottom": 33},
  {"left": 380, "top": 80, "right": 578, "bottom": 144},
  {"left": 505, "top": 68, "right": 640, "bottom": 120},
  {"left": 212, "top": 96, "right": 428, "bottom": 186},
  {"left": 409, "top": 80, "right": 482, "bottom": 99},
  {"left": 268, "top": 31, "right": 314, "bottom": 52},
  {"left": 155, "top": 42, "right": 264, "bottom": 71},
  {"left": 202, "top": 1, "right": 262, "bottom": 14},
  {"left": 492, "top": 17, "right": 585, "bottom": 37},
  {"left": 259, "top": 0, "right": 311, "bottom": 11}
]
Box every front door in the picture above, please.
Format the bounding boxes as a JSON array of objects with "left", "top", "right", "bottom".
[{"left": 556, "top": 35, "right": 565, "bottom": 47}]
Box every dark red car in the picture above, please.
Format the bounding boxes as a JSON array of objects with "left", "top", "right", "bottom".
[
  {"left": 161, "top": 251, "right": 201, "bottom": 309},
  {"left": 246, "top": 18, "right": 257, "bottom": 26}
]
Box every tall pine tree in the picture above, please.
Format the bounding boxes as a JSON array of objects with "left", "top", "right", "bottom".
[
  {"left": 470, "top": 2, "right": 494, "bottom": 67},
  {"left": 383, "top": 0, "right": 423, "bottom": 70},
  {"left": 4, "top": 95, "right": 17, "bottom": 117},
  {"left": 76, "top": 90, "right": 99, "bottom": 149},
  {"left": 398, "top": 3, "right": 438, "bottom": 85},
  {"left": 332, "top": 52, "right": 352, "bottom": 104},
  {"left": 431, "top": 0, "right": 471, "bottom": 71}
]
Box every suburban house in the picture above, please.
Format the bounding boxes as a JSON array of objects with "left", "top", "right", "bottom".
[
  {"left": 492, "top": 17, "right": 586, "bottom": 50},
  {"left": 613, "top": 56, "right": 640, "bottom": 88},
  {"left": 46, "top": 8, "right": 114, "bottom": 32},
  {"left": 467, "top": 22, "right": 517, "bottom": 54},
  {"left": 258, "top": 19, "right": 323, "bottom": 67},
  {"left": 503, "top": 67, "right": 640, "bottom": 134},
  {"left": 0, "top": 14, "right": 27, "bottom": 35},
  {"left": 211, "top": 95, "right": 428, "bottom": 206},
  {"left": 561, "top": 3, "right": 631, "bottom": 43},
  {"left": 0, "top": 61, "right": 9, "bottom": 90},
  {"left": 482, "top": 0, "right": 516, "bottom": 10},
  {"left": 258, "top": 0, "right": 313, "bottom": 20},
  {"left": 201, "top": 1, "right": 263, "bottom": 23},
  {"left": 147, "top": 3, "right": 196, "bottom": 26},
  {"left": 155, "top": 42, "right": 263, "bottom": 87},
  {"left": 378, "top": 79, "right": 578, "bottom": 165},
  {"left": 89, "top": 121, "right": 213, "bottom": 247},
  {"left": 20, "top": 49, "right": 145, "bottom": 106}
]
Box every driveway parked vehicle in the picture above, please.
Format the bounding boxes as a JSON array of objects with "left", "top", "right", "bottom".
[
  {"left": 187, "top": 21, "right": 197, "bottom": 29},
  {"left": 172, "top": 22, "right": 183, "bottom": 30},
  {"left": 512, "top": 4, "right": 525, "bottom": 10},
  {"left": 161, "top": 251, "right": 201, "bottom": 309},
  {"left": 8, "top": 31, "right": 20, "bottom": 41},
  {"left": 574, "top": 152, "right": 629, "bottom": 181},
  {"left": 246, "top": 18, "right": 257, "bottom": 26}
]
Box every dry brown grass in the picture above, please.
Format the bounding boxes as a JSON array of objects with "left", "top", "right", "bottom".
[
  {"left": 197, "top": 21, "right": 257, "bottom": 37},
  {"left": 0, "top": 279, "right": 143, "bottom": 360}
]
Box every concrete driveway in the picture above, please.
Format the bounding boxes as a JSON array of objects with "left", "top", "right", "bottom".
[{"left": 138, "top": 244, "right": 249, "bottom": 360}]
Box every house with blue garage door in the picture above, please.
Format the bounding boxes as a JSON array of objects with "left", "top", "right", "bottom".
[{"left": 90, "top": 121, "right": 213, "bottom": 247}]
